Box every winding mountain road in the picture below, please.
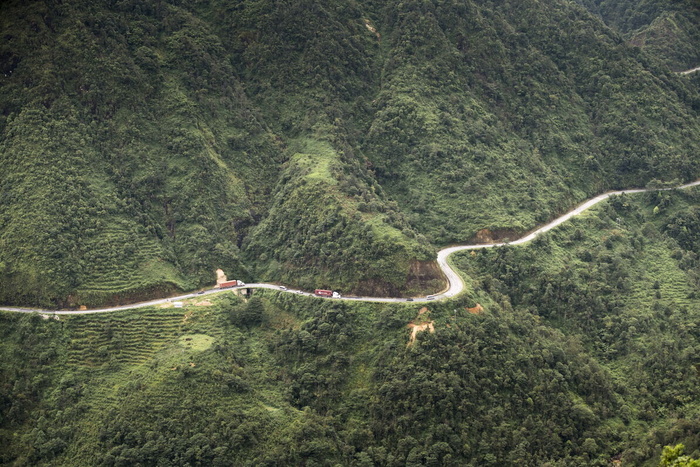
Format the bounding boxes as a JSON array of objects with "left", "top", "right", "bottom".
[
  {"left": 679, "top": 66, "right": 700, "bottom": 75},
  {"left": 1, "top": 180, "right": 699, "bottom": 315}
]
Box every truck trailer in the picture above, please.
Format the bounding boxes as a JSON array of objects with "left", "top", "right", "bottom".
[{"left": 314, "top": 289, "right": 341, "bottom": 298}]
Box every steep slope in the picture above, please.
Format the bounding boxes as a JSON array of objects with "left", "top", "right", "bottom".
[
  {"left": 0, "top": 1, "right": 280, "bottom": 306},
  {"left": 362, "top": 0, "right": 700, "bottom": 243},
  {"left": 453, "top": 186, "right": 700, "bottom": 464},
  {"left": 1, "top": 0, "right": 699, "bottom": 307},
  {"left": 576, "top": 0, "right": 700, "bottom": 71},
  {"left": 207, "top": 0, "right": 442, "bottom": 296},
  {"left": 4, "top": 189, "right": 700, "bottom": 467},
  {"left": 0, "top": 0, "right": 442, "bottom": 306},
  {"left": 243, "top": 139, "right": 441, "bottom": 296}
]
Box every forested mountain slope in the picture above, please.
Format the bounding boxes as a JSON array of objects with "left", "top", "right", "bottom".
[
  {"left": 1, "top": 188, "right": 700, "bottom": 466},
  {"left": 1, "top": 0, "right": 699, "bottom": 307},
  {"left": 575, "top": 0, "right": 700, "bottom": 70}
]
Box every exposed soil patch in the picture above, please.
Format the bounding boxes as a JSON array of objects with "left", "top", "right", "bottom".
[
  {"left": 215, "top": 268, "right": 227, "bottom": 286},
  {"left": 407, "top": 307, "right": 435, "bottom": 346},
  {"left": 475, "top": 229, "right": 494, "bottom": 243},
  {"left": 195, "top": 300, "right": 213, "bottom": 307},
  {"left": 405, "top": 260, "right": 447, "bottom": 295},
  {"left": 407, "top": 321, "right": 435, "bottom": 346},
  {"left": 466, "top": 303, "right": 484, "bottom": 314},
  {"left": 364, "top": 19, "right": 381, "bottom": 40}
]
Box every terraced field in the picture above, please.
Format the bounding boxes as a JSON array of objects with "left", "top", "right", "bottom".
[
  {"left": 74, "top": 219, "right": 186, "bottom": 305},
  {"left": 627, "top": 240, "right": 697, "bottom": 312},
  {"left": 63, "top": 304, "right": 218, "bottom": 367}
]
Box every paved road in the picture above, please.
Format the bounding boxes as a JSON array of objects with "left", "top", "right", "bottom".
[
  {"left": 1, "top": 180, "right": 699, "bottom": 315},
  {"left": 679, "top": 66, "right": 700, "bottom": 75}
]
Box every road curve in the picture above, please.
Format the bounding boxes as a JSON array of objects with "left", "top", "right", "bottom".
[{"left": 1, "top": 180, "right": 699, "bottom": 314}]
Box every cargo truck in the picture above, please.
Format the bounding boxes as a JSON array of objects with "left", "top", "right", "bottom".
[{"left": 315, "top": 289, "right": 341, "bottom": 298}]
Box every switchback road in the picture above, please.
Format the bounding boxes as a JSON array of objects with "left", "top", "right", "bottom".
[{"left": 1, "top": 180, "right": 699, "bottom": 315}]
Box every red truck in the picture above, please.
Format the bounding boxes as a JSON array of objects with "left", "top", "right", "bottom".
[
  {"left": 315, "top": 289, "right": 341, "bottom": 298},
  {"left": 219, "top": 280, "right": 244, "bottom": 288}
]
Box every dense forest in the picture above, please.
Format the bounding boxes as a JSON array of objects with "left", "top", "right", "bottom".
[
  {"left": 1, "top": 0, "right": 699, "bottom": 306},
  {"left": 2, "top": 0, "right": 700, "bottom": 463},
  {"left": 2, "top": 188, "right": 700, "bottom": 466},
  {"left": 576, "top": 0, "right": 700, "bottom": 71}
]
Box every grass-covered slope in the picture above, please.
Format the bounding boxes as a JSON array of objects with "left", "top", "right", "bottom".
[
  {"left": 0, "top": 295, "right": 655, "bottom": 465},
  {"left": 3, "top": 187, "right": 700, "bottom": 464},
  {"left": 454, "top": 186, "right": 700, "bottom": 465},
  {"left": 362, "top": 0, "right": 700, "bottom": 244}
]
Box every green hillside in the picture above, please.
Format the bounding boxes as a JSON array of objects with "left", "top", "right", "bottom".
[
  {"left": 243, "top": 139, "right": 441, "bottom": 296},
  {"left": 1, "top": 0, "right": 699, "bottom": 307},
  {"left": 2, "top": 188, "right": 700, "bottom": 465},
  {"left": 0, "top": 0, "right": 278, "bottom": 306},
  {"left": 4, "top": 0, "right": 700, "bottom": 464},
  {"left": 453, "top": 186, "right": 700, "bottom": 465},
  {"left": 576, "top": 0, "right": 700, "bottom": 70}
]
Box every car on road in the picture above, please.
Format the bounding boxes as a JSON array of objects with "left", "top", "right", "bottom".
[
  {"left": 197, "top": 291, "right": 205, "bottom": 295},
  {"left": 279, "top": 286, "right": 287, "bottom": 290},
  {"left": 406, "top": 298, "right": 414, "bottom": 301},
  {"left": 426, "top": 295, "right": 435, "bottom": 300}
]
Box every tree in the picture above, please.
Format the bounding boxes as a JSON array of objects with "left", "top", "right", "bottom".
[{"left": 660, "top": 444, "right": 700, "bottom": 467}]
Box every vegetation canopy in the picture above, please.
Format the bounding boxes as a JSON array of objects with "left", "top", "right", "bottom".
[
  {"left": 1, "top": 0, "right": 699, "bottom": 306},
  {"left": 1, "top": 0, "right": 700, "bottom": 464}
]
